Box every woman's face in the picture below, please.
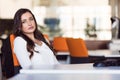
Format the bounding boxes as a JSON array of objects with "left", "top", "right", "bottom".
[{"left": 21, "top": 12, "right": 36, "bottom": 34}]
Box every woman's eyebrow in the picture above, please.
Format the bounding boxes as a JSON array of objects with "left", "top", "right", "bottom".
[{"left": 21, "top": 19, "right": 26, "bottom": 22}]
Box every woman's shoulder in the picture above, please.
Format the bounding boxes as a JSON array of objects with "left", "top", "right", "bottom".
[
  {"left": 14, "top": 36, "right": 24, "bottom": 41},
  {"left": 14, "top": 36, "right": 26, "bottom": 44}
]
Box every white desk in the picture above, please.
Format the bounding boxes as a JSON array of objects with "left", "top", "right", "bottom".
[
  {"left": 57, "top": 50, "right": 120, "bottom": 57},
  {"left": 8, "top": 64, "right": 120, "bottom": 80}
]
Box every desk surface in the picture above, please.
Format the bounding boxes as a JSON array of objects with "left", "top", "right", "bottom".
[
  {"left": 20, "top": 64, "right": 120, "bottom": 73},
  {"left": 57, "top": 50, "right": 120, "bottom": 57},
  {"left": 8, "top": 64, "right": 120, "bottom": 80}
]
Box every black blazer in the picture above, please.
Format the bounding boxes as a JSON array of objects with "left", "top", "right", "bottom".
[{"left": 1, "top": 35, "right": 21, "bottom": 78}]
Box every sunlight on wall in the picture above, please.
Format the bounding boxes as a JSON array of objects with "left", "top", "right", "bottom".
[
  {"left": 33, "top": 6, "right": 46, "bottom": 25},
  {"left": 0, "top": 0, "right": 32, "bottom": 19},
  {"left": 32, "top": 0, "right": 111, "bottom": 40},
  {"left": 0, "top": 0, "right": 111, "bottom": 40},
  {"left": 57, "top": 6, "right": 111, "bottom": 40}
]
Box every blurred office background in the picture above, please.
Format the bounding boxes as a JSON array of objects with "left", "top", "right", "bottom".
[
  {"left": 0, "top": 0, "right": 120, "bottom": 67},
  {"left": 0, "top": 0, "right": 119, "bottom": 45},
  {"left": 0, "top": 1, "right": 120, "bottom": 78}
]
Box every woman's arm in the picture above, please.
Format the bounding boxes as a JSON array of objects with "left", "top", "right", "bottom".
[{"left": 14, "top": 37, "right": 32, "bottom": 69}]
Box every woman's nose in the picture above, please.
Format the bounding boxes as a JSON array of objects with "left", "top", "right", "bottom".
[{"left": 27, "top": 21, "right": 32, "bottom": 25}]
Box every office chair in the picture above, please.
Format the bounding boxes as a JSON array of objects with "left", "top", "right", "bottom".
[
  {"left": 52, "top": 37, "right": 69, "bottom": 61},
  {"left": 53, "top": 37, "right": 69, "bottom": 52},
  {"left": 66, "top": 38, "right": 92, "bottom": 64},
  {"left": 1, "top": 33, "right": 50, "bottom": 78}
]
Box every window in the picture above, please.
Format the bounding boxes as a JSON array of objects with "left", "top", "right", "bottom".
[
  {"left": 57, "top": 6, "right": 111, "bottom": 40},
  {"left": 33, "top": 0, "right": 111, "bottom": 40}
]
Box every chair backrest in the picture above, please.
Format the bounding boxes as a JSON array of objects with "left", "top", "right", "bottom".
[
  {"left": 52, "top": 37, "right": 68, "bottom": 52},
  {"left": 43, "top": 34, "right": 49, "bottom": 40},
  {"left": 10, "top": 34, "right": 20, "bottom": 66},
  {"left": 1, "top": 34, "right": 49, "bottom": 78},
  {"left": 9, "top": 34, "right": 49, "bottom": 66},
  {"left": 66, "top": 38, "right": 88, "bottom": 57},
  {"left": 5, "top": 34, "right": 49, "bottom": 67}
]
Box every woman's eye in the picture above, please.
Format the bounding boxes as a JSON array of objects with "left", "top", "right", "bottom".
[
  {"left": 22, "top": 21, "right": 25, "bottom": 23},
  {"left": 22, "top": 20, "right": 26, "bottom": 23},
  {"left": 30, "top": 18, "right": 34, "bottom": 21}
]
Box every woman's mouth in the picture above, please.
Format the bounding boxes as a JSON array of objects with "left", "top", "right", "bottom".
[{"left": 28, "top": 26, "right": 34, "bottom": 29}]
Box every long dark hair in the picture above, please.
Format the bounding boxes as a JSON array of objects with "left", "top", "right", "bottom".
[{"left": 13, "top": 8, "right": 55, "bottom": 58}]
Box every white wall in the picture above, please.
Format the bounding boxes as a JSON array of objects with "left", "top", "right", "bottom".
[
  {"left": 0, "top": 0, "right": 32, "bottom": 19},
  {"left": 0, "top": 0, "right": 109, "bottom": 19},
  {"left": 71, "top": 0, "right": 109, "bottom": 6}
]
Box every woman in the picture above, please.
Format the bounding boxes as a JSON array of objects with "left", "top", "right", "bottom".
[{"left": 13, "top": 8, "right": 59, "bottom": 69}]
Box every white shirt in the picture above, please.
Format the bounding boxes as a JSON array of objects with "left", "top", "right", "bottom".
[{"left": 14, "top": 36, "right": 59, "bottom": 69}]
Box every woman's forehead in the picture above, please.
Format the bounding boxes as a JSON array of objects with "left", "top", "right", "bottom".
[{"left": 21, "top": 12, "right": 33, "bottom": 20}]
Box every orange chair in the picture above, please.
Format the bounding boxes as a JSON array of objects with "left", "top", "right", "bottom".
[
  {"left": 43, "top": 34, "right": 51, "bottom": 44},
  {"left": 43, "top": 34, "right": 49, "bottom": 40},
  {"left": 6, "top": 34, "right": 49, "bottom": 67},
  {"left": 52, "top": 37, "right": 69, "bottom": 52},
  {"left": 10, "top": 34, "right": 20, "bottom": 66},
  {"left": 2, "top": 34, "right": 50, "bottom": 78},
  {"left": 66, "top": 38, "right": 91, "bottom": 64},
  {"left": 9, "top": 34, "right": 49, "bottom": 67}
]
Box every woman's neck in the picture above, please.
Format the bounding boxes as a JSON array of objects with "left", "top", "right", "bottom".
[
  {"left": 24, "top": 33, "right": 35, "bottom": 41},
  {"left": 25, "top": 33, "right": 42, "bottom": 46}
]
